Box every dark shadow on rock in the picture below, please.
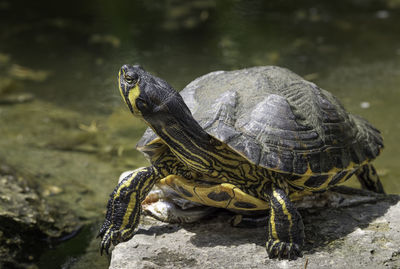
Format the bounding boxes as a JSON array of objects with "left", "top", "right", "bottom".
[
  {"left": 184, "top": 211, "right": 267, "bottom": 248},
  {"left": 161, "top": 187, "right": 400, "bottom": 253}
]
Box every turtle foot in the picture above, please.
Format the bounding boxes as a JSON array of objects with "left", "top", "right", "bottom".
[
  {"left": 98, "top": 220, "right": 137, "bottom": 255},
  {"left": 266, "top": 239, "right": 302, "bottom": 260},
  {"left": 97, "top": 225, "right": 113, "bottom": 255}
]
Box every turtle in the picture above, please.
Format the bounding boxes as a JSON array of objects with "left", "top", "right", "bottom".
[{"left": 98, "top": 65, "right": 384, "bottom": 260}]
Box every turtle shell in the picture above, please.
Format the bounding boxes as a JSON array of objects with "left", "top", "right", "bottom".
[{"left": 137, "top": 66, "right": 383, "bottom": 175}]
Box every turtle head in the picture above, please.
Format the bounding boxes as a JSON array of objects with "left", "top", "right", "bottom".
[
  {"left": 118, "top": 64, "right": 195, "bottom": 130},
  {"left": 118, "top": 64, "right": 210, "bottom": 144},
  {"left": 119, "top": 65, "right": 177, "bottom": 117},
  {"left": 119, "top": 64, "right": 156, "bottom": 118}
]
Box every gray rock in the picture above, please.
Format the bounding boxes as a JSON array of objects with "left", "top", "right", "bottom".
[{"left": 109, "top": 189, "right": 400, "bottom": 269}]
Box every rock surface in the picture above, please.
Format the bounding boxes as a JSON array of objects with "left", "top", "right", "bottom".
[
  {"left": 109, "top": 189, "right": 400, "bottom": 269},
  {"left": 0, "top": 162, "right": 80, "bottom": 268}
]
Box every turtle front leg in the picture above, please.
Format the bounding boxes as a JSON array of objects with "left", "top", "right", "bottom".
[
  {"left": 98, "top": 166, "right": 160, "bottom": 254},
  {"left": 265, "top": 184, "right": 304, "bottom": 260}
]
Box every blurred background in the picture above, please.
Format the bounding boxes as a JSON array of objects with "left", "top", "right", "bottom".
[{"left": 0, "top": 0, "right": 399, "bottom": 268}]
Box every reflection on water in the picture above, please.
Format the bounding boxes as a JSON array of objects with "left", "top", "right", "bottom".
[{"left": 0, "top": 0, "right": 399, "bottom": 268}]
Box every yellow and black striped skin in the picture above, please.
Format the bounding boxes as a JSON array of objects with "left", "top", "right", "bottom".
[
  {"left": 98, "top": 167, "right": 158, "bottom": 254},
  {"left": 99, "top": 65, "right": 385, "bottom": 259}
]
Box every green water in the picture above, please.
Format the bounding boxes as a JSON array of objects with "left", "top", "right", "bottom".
[{"left": 0, "top": 0, "right": 399, "bottom": 268}]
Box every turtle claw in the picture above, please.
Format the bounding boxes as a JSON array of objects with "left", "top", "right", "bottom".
[
  {"left": 98, "top": 224, "right": 131, "bottom": 256},
  {"left": 99, "top": 225, "right": 139, "bottom": 256},
  {"left": 100, "top": 234, "right": 111, "bottom": 256},
  {"left": 98, "top": 208, "right": 115, "bottom": 255},
  {"left": 266, "top": 239, "right": 302, "bottom": 260},
  {"left": 98, "top": 225, "right": 114, "bottom": 256}
]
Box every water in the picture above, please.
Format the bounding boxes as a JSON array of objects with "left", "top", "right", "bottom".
[{"left": 1, "top": 0, "right": 399, "bottom": 268}]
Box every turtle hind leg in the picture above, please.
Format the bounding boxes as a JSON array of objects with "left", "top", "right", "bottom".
[
  {"left": 265, "top": 184, "right": 304, "bottom": 260},
  {"left": 355, "top": 164, "right": 385, "bottom": 194}
]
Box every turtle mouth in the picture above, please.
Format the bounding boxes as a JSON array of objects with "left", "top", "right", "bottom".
[{"left": 118, "top": 69, "right": 125, "bottom": 100}]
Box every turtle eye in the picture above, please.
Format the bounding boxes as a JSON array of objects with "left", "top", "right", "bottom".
[{"left": 124, "top": 73, "right": 139, "bottom": 84}]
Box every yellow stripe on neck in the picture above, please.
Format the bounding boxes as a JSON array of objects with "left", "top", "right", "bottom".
[{"left": 118, "top": 70, "right": 124, "bottom": 100}]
